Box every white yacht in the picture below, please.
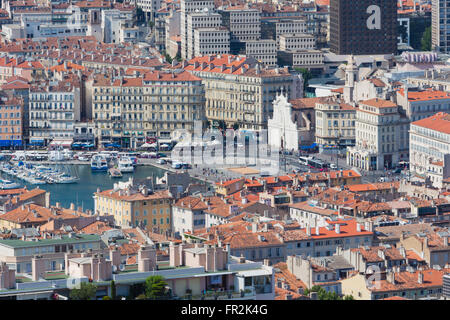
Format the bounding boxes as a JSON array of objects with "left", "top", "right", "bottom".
[
  {"left": 0, "top": 179, "right": 21, "bottom": 190},
  {"left": 118, "top": 156, "right": 134, "bottom": 173},
  {"left": 91, "top": 154, "right": 108, "bottom": 172}
]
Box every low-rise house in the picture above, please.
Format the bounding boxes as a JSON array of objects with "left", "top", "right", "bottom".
[
  {"left": 289, "top": 200, "right": 338, "bottom": 228},
  {"left": 0, "top": 203, "right": 90, "bottom": 230},
  {"left": 341, "top": 267, "right": 450, "bottom": 300},
  {"left": 0, "top": 233, "right": 104, "bottom": 274},
  {"left": 400, "top": 228, "right": 450, "bottom": 267},
  {"left": 286, "top": 255, "right": 344, "bottom": 294}
]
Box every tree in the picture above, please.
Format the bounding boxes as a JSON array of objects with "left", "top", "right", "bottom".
[
  {"left": 421, "top": 26, "right": 431, "bottom": 51},
  {"left": 110, "top": 280, "right": 117, "bottom": 300},
  {"left": 294, "top": 67, "right": 312, "bottom": 93},
  {"left": 145, "top": 275, "right": 168, "bottom": 299},
  {"left": 70, "top": 282, "right": 98, "bottom": 300},
  {"left": 304, "top": 286, "right": 345, "bottom": 300},
  {"left": 344, "top": 295, "right": 354, "bottom": 300}
]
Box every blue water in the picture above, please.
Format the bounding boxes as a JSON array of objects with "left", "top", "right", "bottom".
[{"left": 0, "top": 164, "right": 167, "bottom": 211}]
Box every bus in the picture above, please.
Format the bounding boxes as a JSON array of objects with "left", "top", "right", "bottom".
[
  {"left": 299, "top": 156, "right": 312, "bottom": 165},
  {"left": 307, "top": 158, "right": 327, "bottom": 171}
]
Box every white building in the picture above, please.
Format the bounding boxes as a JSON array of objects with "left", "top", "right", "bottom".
[
  {"left": 219, "top": 7, "right": 261, "bottom": 43},
  {"left": 136, "top": 0, "right": 162, "bottom": 21},
  {"left": 279, "top": 33, "right": 316, "bottom": 51},
  {"left": 193, "top": 27, "right": 230, "bottom": 57},
  {"left": 314, "top": 96, "right": 357, "bottom": 148},
  {"left": 29, "top": 80, "right": 81, "bottom": 147},
  {"left": 186, "top": 11, "right": 222, "bottom": 60},
  {"left": 172, "top": 196, "right": 207, "bottom": 236},
  {"left": 268, "top": 92, "right": 303, "bottom": 151},
  {"left": 275, "top": 19, "right": 307, "bottom": 48},
  {"left": 347, "top": 98, "right": 402, "bottom": 171},
  {"left": 180, "top": 0, "right": 215, "bottom": 60},
  {"left": 432, "top": 0, "right": 450, "bottom": 53},
  {"left": 245, "top": 39, "right": 277, "bottom": 67},
  {"left": 410, "top": 112, "right": 450, "bottom": 188}
]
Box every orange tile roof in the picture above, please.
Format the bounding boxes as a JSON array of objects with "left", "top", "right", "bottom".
[
  {"left": 0, "top": 203, "right": 86, "bottom": 224},
  {"left": 411, "top": 112, "right": 450, "bottom": 135},
  {"left": 95, "top": 189, "right": 172, "bottom": 202},
  {"left": 80, "top": 221, "right": 113, "bottom": 235},
  {"left": 346, "top": 182, "right": 399, "bottom": 193},
  {"left": 370, "top": 268, "right": 450, "bottom": 292},
  {"left": 398, "top": 88, "right": 450, "bottom": 102},
  {"left": 360, "top": 98, "right": 397, "bottom": 109}
]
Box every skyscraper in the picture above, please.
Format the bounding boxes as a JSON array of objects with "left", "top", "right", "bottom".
[
  {"left": 330, "top": 0, "right": 397, "bottom": 55},
  {"left": 432, "top": 0, "right": 450, "bottom": 53}
]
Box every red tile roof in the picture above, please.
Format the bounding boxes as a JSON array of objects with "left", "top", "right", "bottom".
[{"left": 411, "top": 112, "right": 450, "bottom": 135}]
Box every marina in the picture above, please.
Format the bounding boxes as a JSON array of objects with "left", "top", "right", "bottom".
[{"left": 0, "top": 164, "right": 167, "bottom": 210}]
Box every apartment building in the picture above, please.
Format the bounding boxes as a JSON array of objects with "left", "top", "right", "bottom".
[
  {"left": 172, "top": 196, "right": 210, "bottom": 236},
  {"left": 286, "top": 255, "right": 344, "bottom": 294},
  {"left": 193, "top": 27, "right": 230, "bottom": 57},
  {"left": 0, "top": 233, "right": 104, "bottom": 274},
  {"left": 180, "top": 0, "right": 215, "bottom": 60},
  {"left": 0, "top": 95, "right": 24, "bottom": 148},
  {"left": 347, "top": 98, "right": 404, "bottom": 171},
  {"left": 279, "top": 33, "right": 316, "bottom": 51},
  {"left": 397, "top": 88, "right": 450, "bottom": 123},
  {"left": 409, "top": 112, "right": 450, "bottom": 188},
  {"left": 407, "top": 70, "right": 450, "bottom": 92},
  {"left": 314, "top": 96, "right": 357, "bottom": 147},
  {"left": 186, "top": 11, "right": 222, "bottom": 60},
  {"left": 28, "top": 78, "right": 81, "bottom": 147},
  {"left": 219, "top": 6, "right": 261, "bottom": 53},
  {"left": 277, "top": 50, "right": 324, "bottom": 70},
  {"left": 399, "top": 229, "right": 450, "bottom": 268},
  {"left": 92, "top": 70, "right": 204, "bottom": 149},
  {"left": 94, "top": 186, "right": 173, "bottom": 233},
  {"left": 245, "top": 40, "right": 277, "bottom": 67},
  {"left": 396, "top": 87, "right": 450, "bottom": 161},
  {"left": 275, "top": 19, "right": 307, "bottom": 48},
  {"left": 184, "top": 54, "right": 303, "bottom": 129},
  {"left": 432, "top": 0, "right": 450, "bottom": 53},
  {"left": 136, "top": 0, "right": 162, "bottom": 22},
  {"left": 341, "top": 267, "right": 449, "bottom": 300}
]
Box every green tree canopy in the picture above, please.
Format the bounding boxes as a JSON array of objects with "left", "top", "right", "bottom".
[
  {"left": 145, "top": 275, "right": 168, "bottom": 299},
  {"left": 70, "top": 282, "right": 98, "bottom": 300},
  {"left": 421, "top": 26, "right": 431, "bottom": 51},
  {"left": 294, "top": 67, "right": 312, "bottom": 92},
  {"left": 303, "top": 285, "right": 350, "bottom": 300}
]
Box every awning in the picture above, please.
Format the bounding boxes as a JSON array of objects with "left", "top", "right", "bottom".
[
  {"left": 0, "top": 140, "right": 11, "bottom": 147},
  {"left": 158, "top": 139, "right": 172, "bottom": 144},
  {"left": 300, "top": 142, "right": 317, "bottom": 150},
  {"left": 29, "top": 139, "right": 44, "bottom": 145},
  {"left": 50, "top": 139, "right": 73, "bottom": 147}
]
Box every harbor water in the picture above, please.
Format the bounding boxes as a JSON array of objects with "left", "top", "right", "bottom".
[{"left": 0, "top": 164, "right": 167, "bottom": 211}]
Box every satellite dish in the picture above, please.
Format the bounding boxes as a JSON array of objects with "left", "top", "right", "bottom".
[
  {"left": 112, "top": 265, "right": 118, "bottom": 273},
  {"left": 203, "top": 7, "right": 208, "bottom": 12},
  {"left": 119, "top": 264, "right": 125, "bottom": 271}
]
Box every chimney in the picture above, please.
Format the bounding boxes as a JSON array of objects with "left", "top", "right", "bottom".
[
  {"left": 306, "top": 226, "right": 311, "bottom": 236},
  {"left": 335, "top": 223, "right": 340, "bottom": 234},
  {"left": 315, "top": 226, "right": 320, "bottom": 236},
  {"left": 356, "top": 223, "right": 361, "bottom": 232},
  {"left": 444, "top": 237, "right": 448, "bottom": 247},
  {"left": 70, "top": 203, "right": 75, "bottom": 210},
  {"left": 418, "top": 272, "right": 423, "bottom": 284}
]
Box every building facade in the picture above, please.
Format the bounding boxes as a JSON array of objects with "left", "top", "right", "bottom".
[
  {"left": 330, "top": 0, "right": 397, "bottom": 55},
  {"left": 409, "top": 112, "right": 450, "bottom": 188}
]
